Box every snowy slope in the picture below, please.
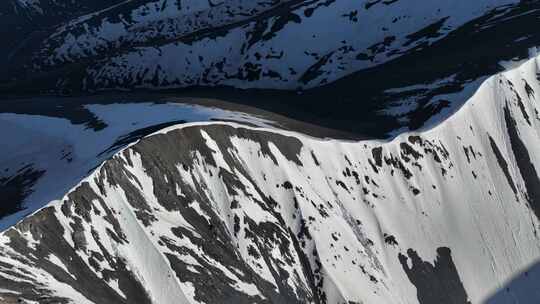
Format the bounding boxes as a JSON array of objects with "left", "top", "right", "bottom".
[
  {"left": 30, "top": 0, "right": 521, "bottom": 90},
  {"left": 6, "top": 0, "right": 537, "bottom": 90},
  {"left": 0, "top": 102, "right": 275, "bottom": 231},
  {"left": 3, "top": 0, "right": 540, "bottom": 139},
  {"left": 1, "top": 53, "right": 540, "bottom": 304}
]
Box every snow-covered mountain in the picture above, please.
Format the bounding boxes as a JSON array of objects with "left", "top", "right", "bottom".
[
  {"left": 0, "top": 101, "right": 277, "bottom": 231},
  {"left": 3, "top": 0, "right": 529, "bottom": 88},
  {"left": 0, "top": 0, "right": 123, "bottom": 62},
  {"left": 3, "top": 0, "right": 540, "bottom": 138},
  {"left": 1, "top": 51, "right": 540, "bottom": 304},
  {"left": 29, "top": 0, "right": 518, "bottom": 90}
]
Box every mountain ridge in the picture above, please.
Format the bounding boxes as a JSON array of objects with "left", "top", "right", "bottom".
[{"left": 1, "top": 53, "right": 540, "bottom": 303}]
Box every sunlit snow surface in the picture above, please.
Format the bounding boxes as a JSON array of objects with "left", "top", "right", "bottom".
[
  {"left": 1, "top": 55, "right": 540, "bottom": 303},
  {"left": 0, "top": 102, "right": 275, "bottom": 230}
]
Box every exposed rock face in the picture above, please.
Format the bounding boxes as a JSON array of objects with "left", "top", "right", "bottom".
[{"left": 1, "top": 55, "right": 540, "bottom": 303}]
